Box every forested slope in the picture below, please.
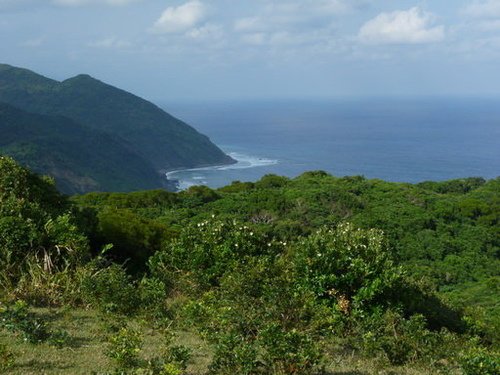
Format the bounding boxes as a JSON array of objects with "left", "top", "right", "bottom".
[
  {"left": 0, "top": 63, "right": 234, "bottom": 194},
  {"left": 1, "top": 158, "right": 498, "bottom": 374},
  {"left": 0, "top": 102, "right": 163, "bottom": 194}
]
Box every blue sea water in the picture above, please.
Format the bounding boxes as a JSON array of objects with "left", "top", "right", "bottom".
[{"left": 161, "top": 98, "right": 500, "bottom": 189}]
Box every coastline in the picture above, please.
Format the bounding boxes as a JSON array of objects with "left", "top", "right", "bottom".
[
  {"left": 163, "top": 156, "right": 238, "bottom": 192},
  {"left": 164, "top": 151, "right": 279, "bottom": 191}
]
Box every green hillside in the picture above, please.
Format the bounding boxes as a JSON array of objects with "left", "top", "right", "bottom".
[
  {"left": 0, "top": 158, "right": 498, "bottom": 374},
  {"left": 0, "top": 102, "right": 164, "bottom": 194},
  {"left": 0, "top": 63, "right": 234, "bottom": 179}
]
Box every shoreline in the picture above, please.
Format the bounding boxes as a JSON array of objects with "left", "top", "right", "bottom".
[
  {"left": 163, "top": 157, "right": 238, "bottom": 191},
  {"left": 164, "top": 151, "right": 279, "bottom": 191}
]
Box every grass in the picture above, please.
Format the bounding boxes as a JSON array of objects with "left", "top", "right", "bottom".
[{"left": 1, "top": 308, "right": 461, "bottom": 374}]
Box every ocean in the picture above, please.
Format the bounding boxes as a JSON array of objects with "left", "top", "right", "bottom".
[{"left": 161, "top": 98, "right": 500, "bottom": 190}]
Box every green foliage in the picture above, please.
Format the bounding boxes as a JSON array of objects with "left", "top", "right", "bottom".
[
  {"left": 0, "top": 63, "right": 233, "bottom": 194},
  {"left": 0, "top": 300, "right": 70, "bottom": 346},
  {"left": 1, "top": 158, "right": 499, "bottom": 374},
  {"left": 360, "top": 310, "right": 443, "bottom": 365},
  {"left": 0, "top": 157, "right": 89, "bottom": 295},
  {"left": 0, "top": 300, "right": 51, "bottom": 343},
  {"left": 417, "top": 178, "right": 487, "bottom": 195},
  {"left": 95, "top": 208, "right": 174, "bottom": 272},
  {"left": 182, "top": 247, "right": 325, "bottom": 375},
  {"left": 106, "top": 325, "right": 143, "bottom": 370},
  {"left": 292, "top": 222, "right": 401, "bottom": 311},
  {"left": 254, "top": 174, "right": 290, "bottom": 189},
  {"left": 142, "top": 330, "right": 192, "bottom": 375},
  {"left": 179, "top": 185, "right": 221, "bottom": 207},
  {"left": 138, "top": 277, "right": 168, "bottom": 314},
  {"left": 0, "top": 102, "right": 164, "bottom": 194},
  {"left": 259, "top": 323, "right": 322, "bottom": 374},
  {"left": 149, "top": 219, "right": 283, "bottom": 290},
  {"left": 81, "top": 262, "right": 139, "bottom": 315},
  {"left": 460, "top": 346, "right": 500, "bottom": 375},
  {"left": 164, "top": 345, "right": 192, "bottom": 370},
  {"left": 208, "top": 332, "right": 260, "bottom": 375},
  {"left": 150, "top": 362, "right": 183, "bottom": 375}
]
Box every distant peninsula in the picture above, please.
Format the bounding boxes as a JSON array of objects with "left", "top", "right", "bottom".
[{"left": 0, "top": 63, "right": 235, "bottom": 194}]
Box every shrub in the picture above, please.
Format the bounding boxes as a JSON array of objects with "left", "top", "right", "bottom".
[
  {"left": 0, "top": 300, "right": 70, "bottom": 346},
  {"left": 149, "top": 219, "right": 283, "bottom": 290},
  {"left": 81, "top": 261, "right": 139, "bottom": 315},
  {"left": 360, "top": 310, "right": 442, "bottom": 365},
  {"left": 259, "top": 323, "right": 322, "bottom": 374},
  {"left": 136, "top": 330, "right": 191, "bottom": 375},
  {"left": 184, "top": 256, "right": 324, "bottom": 375},
  {"left": 106, "top": 326, "right": 143, "bottom": 370},
  {"left": 460, "top": 346, "right": 500, "bottom": 375},
  {"left": 0, "top": 157, "right": 88, "bottom": 289},
  {"left": 208, "top": 331, "right": 260, "bottom": 375},
  {"left": 138, "top": 277, "right": 168, "bottom": 316},
  {"left": 255, "top": 174, "right": 289, "bottom": 189},
  {"left": 164, "top": 345, "right": 192, "bottom": 370},
  {"left": 95, "top": 208, "right": 173, "bottom": 273},
  {"left": 291, "top": 222, "right": 401, "bottom": 312}
]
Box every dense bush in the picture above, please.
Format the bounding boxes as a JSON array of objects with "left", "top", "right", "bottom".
[
  {"left": 81, "top": 260, "right": 139, "bottom": 315},
  {"left": 149, "top": 219, "right": 284, "bottom": 290},
  {"left": 1, "top": 160, "right": 498, "bottom": 373},
  {"left": 0, "top": 157, "right": 89, "bottom": 292},
  {"left": 460, "top": 346, "right": 500, "bottom": 375},
  {"left": 106, "top": 325, "right": 143, "bottom": 370},
  {"left": 360, "top": 310, "right": 444, "bottom": 365},
  {"left": 95, "top": 208, "right": 174, "bottom": 273},
  {"left": 291, "top": 223, "right": 401, "bottom": 311}
]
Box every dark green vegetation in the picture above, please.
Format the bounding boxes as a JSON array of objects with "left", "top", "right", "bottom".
[
  {"left": 1, "top": 157, "right": 499, "bottom": 374},
  {"left": 0, "top": 102, "right": 163, "bottom": 193},
  {"left": 0, "top": 63, "right": 234, "bottom": 194}
]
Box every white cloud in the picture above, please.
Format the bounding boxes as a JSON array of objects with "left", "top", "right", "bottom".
[
  {"left": 359, "top": 7, "right": 445, "bottom": 45},
  {"left": 52, "top": 0, "right": 139, "bottom": 6},
  {"left": 264, "top": 0, "right": 352, "bottom": 17},
  {"left": 241, "top": 32, "right": 266, "bottom": 45},
  {"left": 234, "top": 17, "right": 262, "bottom": 32},
  {"left": 186, "top": 23, "right": 223, "bottom": 41},
  {"left": 233, "top": 0, "right": 355, "bottom": 49},
  {"left": 463, "top": 0, "right": 500, "bottom": 18},
  {"left": 477, "top": 19, "right": 500, "bottom": 30},
  {"left": 88, "top": 36, "right": 131, "bottom": 48},
  {"left": 151, "top": 1, "right": 206, "bottom": 34},
  {"left": 234, "top": 0, "right": 355, "bottom": 33}
]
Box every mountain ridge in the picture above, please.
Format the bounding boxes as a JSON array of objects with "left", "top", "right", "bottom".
[
  {"left": 0, "top": 101, "right": 166, "bottom": 194},
  {"left": 0, "top": 63, "right": 235, "bottom": 193}
]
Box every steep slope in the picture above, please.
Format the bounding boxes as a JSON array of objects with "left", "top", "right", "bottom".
[
  {"left": 0, "top": 63, "right": 234, "bottom": 171},
  {"left": 0, "top": 102, "right": 164, "bottom": 194}
]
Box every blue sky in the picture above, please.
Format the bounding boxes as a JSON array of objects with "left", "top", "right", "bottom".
[{"left": 1, "top": 0, "right": 500, "bottom": 100}]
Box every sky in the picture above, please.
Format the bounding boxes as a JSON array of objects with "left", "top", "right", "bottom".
[{"left": 1, "top": 0, "right": 500, "bottom": 101}]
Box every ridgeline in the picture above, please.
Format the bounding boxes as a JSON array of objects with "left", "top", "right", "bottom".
[{"left": 0, "top": 63, "right": 234, "bottom": 194}]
